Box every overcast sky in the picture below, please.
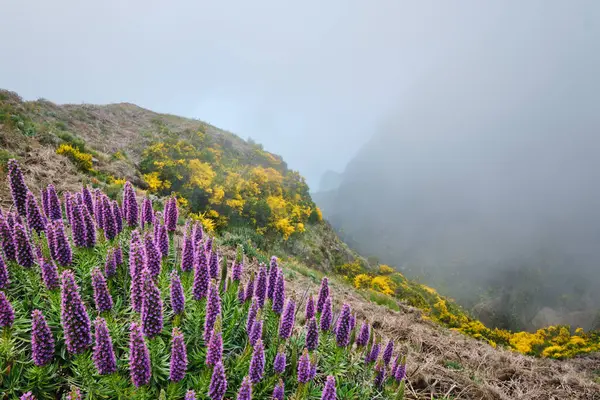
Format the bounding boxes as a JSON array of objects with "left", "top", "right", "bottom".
[{"left": 1, "top": 1, "right": 598, "bottom": 188}]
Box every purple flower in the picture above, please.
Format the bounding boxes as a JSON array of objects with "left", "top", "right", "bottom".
[
  {"left": 236, "top": 376, "right": 252, "bottom": 400},
  {"left": 394, "top": 357, "right": 406, "bottom": 381},
  {"left": 141, "top": 197, "right": 154, "bottom": 229},
  {"left": 144, "top": 233, "right": 161, "bottom": 277},
  {"left": 208, "top": 250, "right": 219, "bottom": 280},
  {"left": 0, "top": 292, "right": 15, "bottom": 327},
  {"left": 13, "top": 222, "right": 34, "bottom": 268},
  {"left": 39, "top": 257, "right": 59, "bottom": 290},
  {"left": 26, "top": 191, "right": 46, "bottom": 233},
  {"left": 249, "top": 338, "right": 265, "bottom": 384},
  {"left": 374, "top": 362, "right": 386, "bottom": 390},
  {"left": 7, "top": 159, "right": 29, "bottom": 216},
  {"left": 193, "top": 249, "right": 209, "bottom": 300},
  {"left": 129, "top": 322, "right": 151, "bottom": 387},
  {"left": 141, "top": 269, "right": 163, "bottom": 338},
  {"left": 335, "top": 304, "right": 352, "bottom": 347},
  {"left": 170, "top": 327, "right": 188, "bottom": 382},
  {"left": 316, "top": 277, "right": 329, "bottom": 314},
  {"left": 95, "top": 192, "right": 105, "bottom": 229},
  {"left": 349, "top": 313, "right": 356, "bottom": 332},
  {"left": 204, "top": 236, "right": 213, "bottom": 254},
  {"left": 320, "top": 296, "right": 332, "bottom": 332},
  {"left": 103, "top": 197, "right": 117, "bottom": 240},
  {"left": 321, "top": 375, "right": 337, "bottom": 400},
  {"left": 192, "top": 221, "right": 203, "bottom": 244},
  {"left": 105, "top": 250, "right": 117, "bottom": 277},
  {"left": 272, "top": 271, "right": 285, "bottom": 314},
  {"left": 180, "top": 234, "right": 194, "bottom": 272},
  {"left": 306, "top": 316, "right": 319, "bottom": 351},
  {"left": 366, "top": 342, "right": 380, "bottom": 364},
  {"left": 254, "top": 264, "right": 267, "bottom": 308},
  {"left": 205, "top": 329, "right": 223, "bottom": 366},
  {"left": 164, "top": 197, "right": 178, "bottom": 232},
  {"left": 0, "top": 216, "right": 16, "bottom": 261},
  {"left": 112, "top": 201, "right": 123, "bottom": 234},
  {"left": 356, "top": 322, "right": 371, "bottom": 347},
  {"left": 157, "top": 223, "right": 169, "bottom": 258},
  {"left": 305, "top": 295, "right": 315, "bottom": 320},
  {"left": 237, "top": 285, "right": 245, "bottom": 304},
  {"left": 185, "top": 391, "right": 197, "bottom": 400},
  {"left": 31, "top": 309, "right": 55, "bottom": 366},
  {"left": 64, "top": 192, "right": 74, "bottom": 226},
  {"left": 209, "top": 361, "right": 228, "bottom": 400},
  {"left": 81, "top": 203, "right": 96, "bottom": 247},
  {"left": 246, "top": 298, "right": 259, "bottom": 332},
  {"left": 273, "top": 381, "right": 284, "bottom": 400},
  {"left": 232, "top": 259, "right": 243, "bottom": 281},
  {"left": 129, "top": 241, "right": 145, "bottom": 312},
  {"left": 53, "top": 220, "right": 72, "bottom": 266},
  {"left": 273, "top": 351, "right": 286, "bottom": 374},
  {"left": 382, "top": 340, "right": 394, "bottom": 366},
  {"left": 0, "top": 255, "right": 8, "bottom": 289},
  {"left": 244, "top": 276, "right": 255, "bottom": 303},
  {"left": 93, "top": 317, "right": 117, "bottom": 375},
  {"left": 279, "top": 299, "right": 296, "bottom": 339},
  {"left": 204, "top": 283, "right": 221, "bottom": 342},
  {"left": 42, "top": 189, "right": 50, "bottom": 219},
  {"left": 70, "top": 201, "right": 87, "bottom": 247},
  {"left": 249, "top": 319, "right": 263, "bottom": 347},
  {"left": 123, "top": 182, "right": 139, "bottom": 227},
  {"left": 92, "top": 267, "right": 113, "bottom": 312},
  {"left": 297, "top": 349, "right": 313, "bottom": 384},
  {"left": 267, "top": 257, "right": 278, "bottom": 300},
  {"left": 170, "top": 270, "right": 185, "bottom": 315},
  {"left": 114, "top": 244, "right": 123, "bottom": 265},
  {"left": 60, "top": 270, "right": 92, "bottom": 354},
  {"left": 46, "top": 184, "right": 62, "bottom": 221},
  {"left": 68, "top": 387, "right": 82, "bottom": 400},
  {"left": 20, "top": 392, "right": 36, "bottom": 400},
  {"left": 82, "top": 186, "right": 94, "bottom": 216}
]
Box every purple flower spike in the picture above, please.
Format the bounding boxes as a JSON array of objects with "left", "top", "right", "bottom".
[
  {"left": 320, "top": 296, "right": 333, "bottom": 332},
  {"left": 316, "top": 277, "right": 329, "bottom": 314},
  {"left": 13, "top": 222, "right": 34, "bottom": 268},
  {"left": 249, "top": 319, "right": 263, "bottom": 347},
  {"left": 203, "top": 283, "right": 221, "bottom": 342},
  {"left": 26, "top": 191, "right": 46, "bottom": 233},
  {"left": 267, "top": 257, "right": 278, "bottom": 300},
  {"left": 0, "top": 292, "right": 14, "bottom": 327},
  {"left": 297, "top": 349, "right": 313, "bottom": 384},
  {"left": 305, "top": 295, "right": 315, "bottom": 320},
  {"left": 383, "top": 340, "right": 394, "bottom": 366},
  {"left": 93, "top": 317, "right": 117, "bottom": 375},
  {"left": 70, "top": 201, "right": 87, "bottom": 247},
  {"left": 209, "top": 361, "right": 228, "bottom": 400},
  {"left": 20, "top": 392, "right": 36, "bottom": 400},
  {"left": 31, "top": 309, "right": 54, "bottom": 366},
  {"left": 180, "top": 234, "right": 194, "bottom": 272},
  {"left": 141, "top": 197, "right": 154, "bottom": 229},
  {"left": 40, "top": 258, "right": 59, "bottom": 290},
  {"left": 244, "top": 276, "right": 255, "bottom": 303},
  {"left": 129, "top": 322, "right": 151, "bottom": 387},
  {"left": 144, "top": 233, "right": 161, "bottom": 277},
  {"left": 273, "top": 351, "right": 286, "bottom": 374},
  {"left": 185, "top": 390, "right": 197, "bottom": 400},
  {"left": 141, "top": 269, "right": 163, "bottom": 338},
  {"left": 170, "top": 270, "right": 185, "bottom": 315},
  {"left": 366, "top": 342, "right": 380, "bottom": 364},
  {"left": 254, "top": 264, "right": 267, "bottom": 308},
  {"left": 64, "top": 192, "right": 74, "bottom": 226},
  {"left": 208, "top": 250, "right": 219, "bottom": 280},
  {"left": 236, "top": 376, "right": 252, "bottom": 400},
  {"left": 124, "top": 182, "right": 139, "bottom": 227},
  {"left": 170, "top": 327, "right": 188, "bottom": 382},
  {"left": 46, "top": 184, "right": 62, "bottom": 221},
  {"left": 105, "top": 250, "right": 117, "bottom": 277},
  {"left": 205, "top": 329, "right": 223, "bottom": 366},
  {"left": 81, "top": 204, "right": 96, "bottom": 247},
  {"left": 204, "top": 236, "right": 213, "bottom": 254},
  {"left": 164, "top": 197, "right": 178, "bottom": 232},
  {"left": 114, "top": 244, "right": 123, "bottom": 265},
  {"left": 112, "top": 201, "right": 123, "bottom": 234},
  {"left": 321, "top": 375, "right": 337, "bottom": 400},
  {"left": 92, "top": 267, "right": 113, "bottom": 312},
  {"left": 60, "top": 270, "right": 92, "bottom": 354},
  {"left": 0, "top": 216, "right": 16, "bottom": 261},
  {"left": 82, "top": 186, "right": 94, "bottom": 215},
  {"left": 374, "top": 362, "right": 386, "bottom": 390},
  {"left": 395, "top": 357, "right": 406, "bottom": 381},
  {"left": 42, "top": 189, "right": 50, "bottom": 220},
  {"left": 335, "top": 304, "right": 352, "bottom": 347},
  {"left": 103, "top": 197, "right": 117, "bottom": 240},
  {"left": 306, "top": 317, "right": 319, "bottom": 351},
  {"left": 193, "top": 249, "right": 209, "bottom": 300},
  {"left": 7, "top": 159, "right": 29, "bottom": 216},
  {"left": 53, "top": 220, "right": 72, "bottom": 266},
  {"left": 232, "top": 260, "right": 243, "bottom": 281},
  {"left": 237, "top": 285, "right": 245, "bottom": 304},
  {"left": 279, "top": 299, "right": 296, "bottom": 339},
  {"left": 0, "top": 255, "right": 8, "bottom": 289},
  {"left": 272, "top": 271, "right": 285, "bottom": 314},
  {"left": 356, "top": 322, "right": 371, "bottom": 347},
  {"left": 273, "top": 381, "right": 285, "bottom": 400},
  {"left": 246, "top": 298, "right": 259, "bottom": 332},
  {"left": 95, "top": 192, "right": 104, "bottom": 229},
  {"left": 129, "top": 241, "right": 145, "bottom": 313},
  {"left": 249, "top": 338, "right": 265, "bottom": 384},
  {"left": 192, "top": 221, "right": 203, "bottom": 244}
]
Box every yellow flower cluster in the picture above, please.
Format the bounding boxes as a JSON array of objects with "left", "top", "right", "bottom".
[{"left": 56, "top": 144, "right": 93, "bottom": 172}]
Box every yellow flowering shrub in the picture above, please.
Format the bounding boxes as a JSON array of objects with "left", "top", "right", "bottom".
[
  {"left": 56, "top": 144, "right": 93, "bottom": 172},
  {"left": 370, "top": 276, "right": 396, "bottom": 295},
  {"left": 378, "top": 265, "right": 395, "bottom": 275},
  {"left": 354, "top": 274, "right": 372, "bottom": 290}
]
